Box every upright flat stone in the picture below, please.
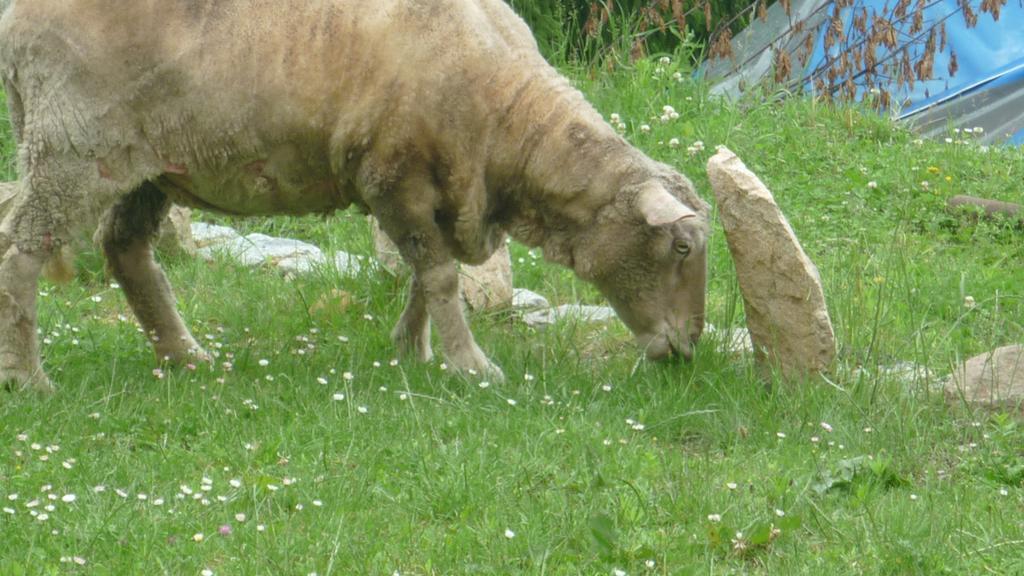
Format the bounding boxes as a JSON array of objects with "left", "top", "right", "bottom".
[
  {"left": 460, "top": 243, "right": 513, "bottom": 311},
  {"left": 370, "top": 217, "right": 405, "bottom": 276},
  {"left": 945, "top": 345, "right": 1024, "bottom": 413},
  {"left": 0, "top": 182, "right": 15, "bottom": 219},
  {"left": 707, "top": 147, "right": 836, "bottom": 380},
  {"left": 156, "top": 206, "right": 197, "bottom": 256}
]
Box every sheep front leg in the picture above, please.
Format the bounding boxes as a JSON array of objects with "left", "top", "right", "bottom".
[
  {"left": 391, "top": 275, "right": 433, "bottom": 362},
  {"left": 417, "top": 260, "right": 504, "bottom": 381},
  {"left": 372, "top": 190, "right": 504, "bottom": 380}
]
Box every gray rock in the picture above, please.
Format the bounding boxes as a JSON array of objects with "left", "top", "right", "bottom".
[
  {"left": 945, "top": 345, "right": 1024, "bottom": 412},
  {"left": 191, "top": 223, "right": 241, "bottom": 248},
  {"left": 523, "top": 304, "right": 618, "bottom": 328},
  {"left": 332, "top": 251, "right": 363, "bottom": 276},
  {"left": 201, "top": 233, "right": 324, "bottom": 268},
  {"left": 276, "top": 253, "right": 326, "bottom": 275},
  {"left": 708, "top": 147, "right": 836, "bottom": 380},
  {"left": 512, "top": 288, "right": 550, "bottom": 310},
  {"left": 706, "top": 324, "right": 754, "bottom": 355},
  {"left": 880, "top": 361, "right": 931, "bottom": 384}
]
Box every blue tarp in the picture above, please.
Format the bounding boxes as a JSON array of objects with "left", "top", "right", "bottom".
[{"left": 704, "top": 0, "right": 1024, "bottom": 144}]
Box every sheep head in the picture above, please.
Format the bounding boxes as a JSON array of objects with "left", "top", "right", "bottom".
[{"left": 574, "top": 177, "right": 709, "bottom": 361}]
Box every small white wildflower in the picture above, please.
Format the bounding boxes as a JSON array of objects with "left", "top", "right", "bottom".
[
  {"left": 61, "top": 494, "right": 76, "bottom": 503},
  {"left": 963, "top": 295, "right": 976, "bottom": 309},
  {"left": 645, "top": 559, "right": 656, "bottom": 569},
  {"left": 504, "top": 528, "right": 516, "bottom": 539},
  {"left": 201, "top": 570, "right": 214, "bottom": 576},
  {"left": 999, "top": 488, "right": 1009, "bottom": 496},
  {"left": 478, "top": 381, "right": 491, "bottom": 389},
  {"left": 357, "top": 405, "right": 368, "bottom": 414},
  {"left": 707, "top": 514, "right": 721, "bottom": 522},
  {"left": 668, "top": 138, "right": 680, "bottom": 149},
  {"left": 820, "top": 422, "right": 833, "bottom": 433},
  {"left": 602, "top": 385, "right": 613, "bottom": 392},
  {"left": 614, "top": 570, "right": 627, "bottom": 576},
  {"left": 343, "top": 371, "right": 354, "bottom": 381},
  {"left": 235, "top": 512, "right": 247, "bottom": 522},
  {"left": 910, "top": 494, "right": 918, "bottom": 501},
  {"left": 312, "top": 500, "right": 323, "bottom": 507},
  {"left": 726, "top": 482, "right": 737, "bottom": 490},
  {"left": 93, "top": 485, "right": 106, "bottom": 493},
  {"left": 867, "top": 181, "right": 878, "bottom": 189},
  {"left": 776, "top": 432, "right": 787, "bottom": 439},
  {"left": 258, "top": 359, "right": 269, "bottom": 367},
  {"left": 193, "top": 533, "right": 204, "bottom": 542},
  {"left": 639, "top": 124, "right": 651, "bottom": 134},
  {"left": 316, "top": 377, "right": 328, "bottom": 385},
  {"left": 332, "top": 393, "right": 345, "bottom": 401},
  {"left": 507, "top": 398, "right": 517, "bottom": 406}
]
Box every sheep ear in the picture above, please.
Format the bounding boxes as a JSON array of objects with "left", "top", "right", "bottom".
[{"left": 637, "top": 185, "right": 697, "bottom": 226}]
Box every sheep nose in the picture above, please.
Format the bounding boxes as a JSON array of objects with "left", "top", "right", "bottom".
[{"left": 670, "top": 339, "right": 694, "bottom": 362}]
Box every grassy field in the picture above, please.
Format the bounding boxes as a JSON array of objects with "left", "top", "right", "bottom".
[{"left": 1, "top": 55, "right": 1023, "bottom": 575}]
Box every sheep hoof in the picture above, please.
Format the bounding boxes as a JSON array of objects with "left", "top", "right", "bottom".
[
  {"left": 1, "top": 367, "right": 54, "bottom": 394},
  {"left": 448, "top": 348, "right": 505, "bottom": 384},
  {"left": 156, "top": 344, "right": 212, "bottom": 366},
  {"left": 392, "top": 329, "right": 433, "bottom": 363}
]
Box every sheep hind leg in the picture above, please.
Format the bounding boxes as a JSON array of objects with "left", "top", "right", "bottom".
[
  {"left": 99, "top": 182, "right": 209, "bottom": 365},
  {"left": 391, "top": 275, "right": 433, "bottom": 362},
  {"left": 0, "top": 181, "right": 53, "bottom": 391},
  {"left": 0, "top": 237, "right": 51, "bottom": 392}
]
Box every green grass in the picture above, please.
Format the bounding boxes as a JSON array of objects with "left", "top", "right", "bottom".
[{"left": 2, "top": 56, "right": 1023, "bottom": 575}]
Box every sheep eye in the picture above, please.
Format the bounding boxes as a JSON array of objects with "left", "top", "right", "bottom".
[{"left": 674, "top": 241, "right": 691, "bottom": 257}]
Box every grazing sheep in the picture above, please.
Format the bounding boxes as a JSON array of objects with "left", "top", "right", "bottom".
[{"left": 0, "top": 0, "right": 709, "bottom": 391}]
